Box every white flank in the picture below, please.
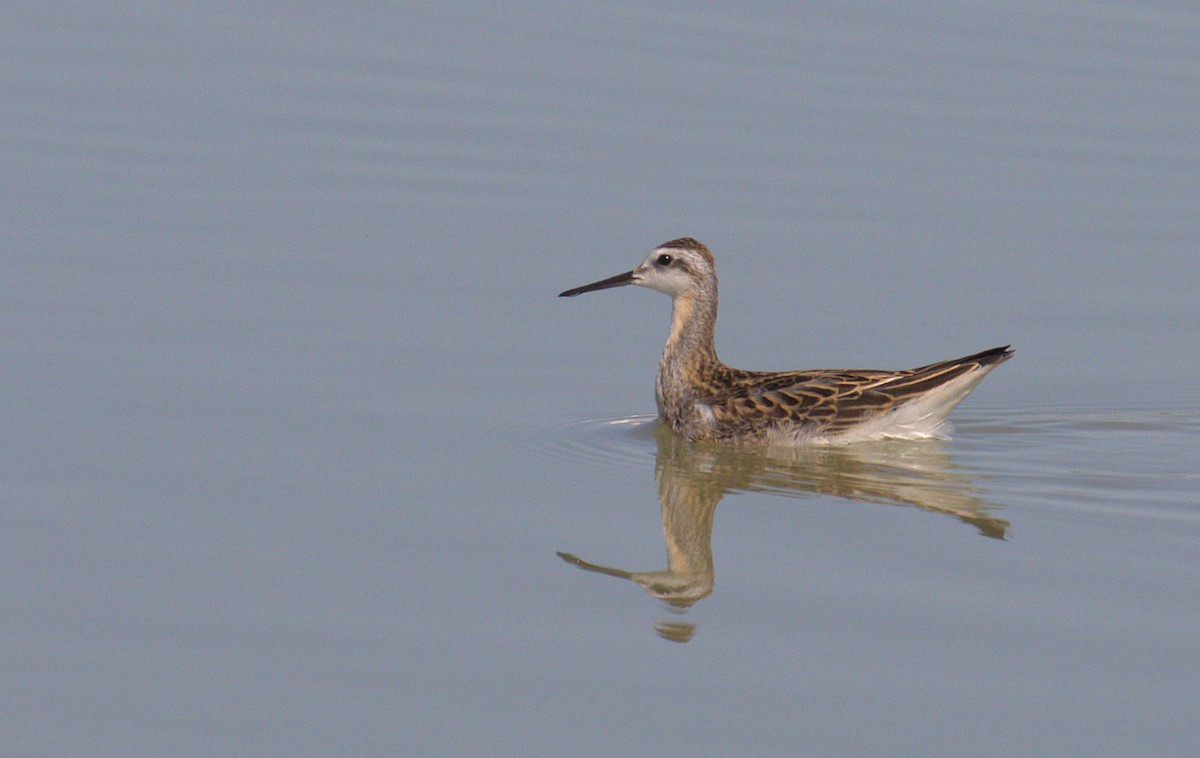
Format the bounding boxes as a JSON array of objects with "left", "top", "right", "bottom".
[{"left": 765, "top": 366, "right": 1000, "bottom": 447}]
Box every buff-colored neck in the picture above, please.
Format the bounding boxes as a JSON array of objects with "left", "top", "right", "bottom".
[{"left": 659, "top": 289, "right": 722, "bottom": 392}]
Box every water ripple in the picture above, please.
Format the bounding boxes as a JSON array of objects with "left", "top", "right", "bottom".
[
  {"left": 529, "top": 407, "right": 1200, "bottom": 529},
  {"left": 524, "top": 413, "right": 659, "bottom": 472}
]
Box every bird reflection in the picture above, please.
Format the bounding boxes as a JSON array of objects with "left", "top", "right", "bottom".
[{"left": 558, "top": 423, "right": 1008, "bottom": 642}]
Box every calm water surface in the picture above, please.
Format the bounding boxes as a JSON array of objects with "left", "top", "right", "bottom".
[{"left": 4, "top": 2, "right": 1199, "bottom": 755}]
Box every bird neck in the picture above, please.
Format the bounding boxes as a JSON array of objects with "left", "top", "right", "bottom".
[{"left": 659, "top": 291, "right": 721, "bottom": 395}]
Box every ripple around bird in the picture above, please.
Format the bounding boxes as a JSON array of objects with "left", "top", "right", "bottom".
[{"left": 523, "top": 406, "right": 1199, "bottom": 524}]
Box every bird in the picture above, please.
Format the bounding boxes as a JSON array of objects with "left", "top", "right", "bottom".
[{"left": 559, "top": 237, "right": 1012, "bottom": 445}]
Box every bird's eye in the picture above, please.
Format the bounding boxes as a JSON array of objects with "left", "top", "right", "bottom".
[{"left": 656, "top": 254, "right": 673, "bottom": 266}]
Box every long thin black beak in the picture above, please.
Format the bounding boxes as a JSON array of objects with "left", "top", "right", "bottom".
[{"left": 558, "top": 270, "right": 636, "bottom": 297}]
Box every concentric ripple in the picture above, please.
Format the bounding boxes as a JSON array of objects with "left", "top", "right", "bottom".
[
  {"left": 521, "top": 407, "right": 1198, "bottom": 523},
  {"left": 525, "top": 413, "right": 660, "bottom": 473}
]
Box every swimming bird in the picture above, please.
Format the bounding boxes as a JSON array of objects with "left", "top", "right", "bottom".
[{"left": 559, "top": 237, "right": 1012, "bottom": 444}]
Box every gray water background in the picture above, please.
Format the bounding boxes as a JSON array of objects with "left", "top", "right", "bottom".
[{"left": 4, "top": 3, "right": 1199, "bottom": 755}]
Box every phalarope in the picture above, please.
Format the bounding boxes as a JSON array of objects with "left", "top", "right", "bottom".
[{"left": 560, "top": 237, "right": 1012, "bottom": 444}]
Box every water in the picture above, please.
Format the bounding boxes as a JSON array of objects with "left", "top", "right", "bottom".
[{"left": 3, "top": 2, "right": 1198, "bottom": 755}]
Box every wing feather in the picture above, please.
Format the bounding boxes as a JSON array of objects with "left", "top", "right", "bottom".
[{"left": 698, "top": 346, "right": 1013, "bottom": 439}]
